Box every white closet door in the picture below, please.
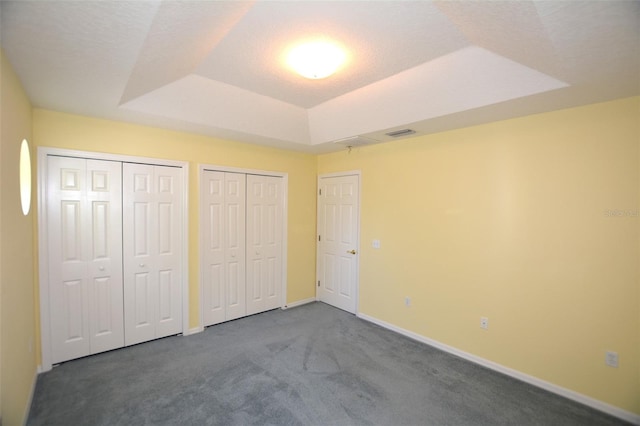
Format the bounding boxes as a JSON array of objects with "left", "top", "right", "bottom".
[
  {"left": 246, "top": 175, "right": 283, "bottom": 315},
  {"left": 123, "top": 163, "right": 183, "bottom": 345},
  {"left": 48, "top": 156, "right": 124, "bottom": 363},
  {"left": 86, "top": 160, "right": 125, "bottom": 354},
  {"left": 201, "top": 170, "right": 246, "bottom": 326},
  {"left": 224, "top": 173, "right": 246, "bottom": 321},
  {"left": 154, "top": 166, "right": 183, "bottom": 338},
  {"left": 202, "top": 171, "right": 225, "bottom": 326}
]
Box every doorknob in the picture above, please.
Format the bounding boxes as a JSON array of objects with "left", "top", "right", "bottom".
[{"left": 347, "top": 250, "right": 357, "bottom": 255}]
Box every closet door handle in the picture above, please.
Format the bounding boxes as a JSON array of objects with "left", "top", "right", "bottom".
[{"left": 139, "top": 263, "right": 146, "bottom": 268}]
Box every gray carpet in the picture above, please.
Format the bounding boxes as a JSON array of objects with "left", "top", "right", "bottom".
[{"left": 28, "top": 302, "right": 630, "bottom": 426}]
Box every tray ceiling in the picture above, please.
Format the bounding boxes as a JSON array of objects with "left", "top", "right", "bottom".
[{"left": 1, "top": 1, "right": 638, "bottom": 153}]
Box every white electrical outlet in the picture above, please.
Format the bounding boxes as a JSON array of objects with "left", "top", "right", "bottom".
[
  {"left": 605, "top": 351, "right": 619, "bottom": 368},
  {"left": 405, "top": 297, "right": 410, "bottom": 307},
  {"left": 480, "top": 317, "right": 489, "bottom": 330}
]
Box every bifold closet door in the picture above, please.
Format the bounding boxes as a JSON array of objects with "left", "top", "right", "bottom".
[
  {"left": 47, "top": 156, "right": 124, "bottom": 363},
  {"left": 246, "top": 175, "right": 283, "bottom": 315},
  {"left": 123, "top": 163, "right": 183, "bottom": 346},
  {"left": 202, "top": 171, "right": 246, "bottom": 326}
]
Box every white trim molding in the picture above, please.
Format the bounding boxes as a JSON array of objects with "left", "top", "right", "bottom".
[
  {"left": 184, "top": 326, "right": 204, "bottom": 336},
  {"left": 282, "top": 297, "right": 316, "bottom": 310},
  {"left": 357, "top": 312, "right": 640, "bottom": 425}
]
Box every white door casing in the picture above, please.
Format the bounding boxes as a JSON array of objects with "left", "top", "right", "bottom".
[
  {"left": 246, "top": 174, "right": 283, "bottom": 315},
  {"left": 201, "top": 171, "right": 247, "bottom": 326},
  {"left": 317, "top": 173, "right": 360, "bottom": 314},
  {"left": 123, "top": 163, "right": 183, "bottom": 346},
  {"left": 47, "top": 156, "right": 124, "bottom": 363}
]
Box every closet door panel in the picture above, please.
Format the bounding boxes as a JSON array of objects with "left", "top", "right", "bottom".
[
  {"left": 124, "top": 164, "right": 183, "bottom": 345},
  {"left": 155, "top": 166, "right": 183, "bottom": 338},
  {"left": 124, "top": 164, "right": 157, "bottom": 345},
  {"left": 48, "top": 156, "right": 123, "bottom": 363},
  {"left": 86, "top": 160, "right": 124, "bottom": 354},
  {"left": 201, "top": 171, "right": 246, "bottom": 325},
  {"left": 202, "top": 171, "right": 226, "bottom": 326},
  {"left": 246, "top": 175, "right": 282, "bottom": 315},
  {"left": 262, "top": 179, "right": 282, "bottom": 311},
  {"left": 202, "top": 170, "right": 282, "bottom": 324},
  {"left": 224, "top": 173, "right": 246, "bottom": 321},
  {"left": 49, "top": 157, "right": 89, "bottom": 362},
  {"left": 246, "top": 180, "right": 264, "bottom": 315}
]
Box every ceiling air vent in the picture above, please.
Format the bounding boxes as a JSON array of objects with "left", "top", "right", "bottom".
[{"left": 385, "top": 128, "right": 416, "bottom": 138}]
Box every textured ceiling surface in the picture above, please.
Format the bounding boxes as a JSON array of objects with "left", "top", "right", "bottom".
[{"left": 1, "top": 1, "right": 638, "bottom": 153}]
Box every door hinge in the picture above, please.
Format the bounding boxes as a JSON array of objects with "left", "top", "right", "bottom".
[
  {"left": 317, "top": 280, "right": 320, "bottom": 287},
  {"left": 318, "top": 235, "right": 321, "bottom": 242},
  {"left": 319, "top": 188, "right": 322, "bottom": 196}
]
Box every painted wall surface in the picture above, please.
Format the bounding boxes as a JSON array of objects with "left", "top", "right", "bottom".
[
  {"left": 32, "top": 109, "right": 318, "bottom": 334},
  {"left": 0, "top": 50, "right": 37, "bottom": 425},
  {"left": 318, "top": 97, "right": 640, "bottom": 415}
]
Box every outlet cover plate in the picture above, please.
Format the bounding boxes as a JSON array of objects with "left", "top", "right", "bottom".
[{"left": 480, "top": 317, "right": 489, "bottom": 330}]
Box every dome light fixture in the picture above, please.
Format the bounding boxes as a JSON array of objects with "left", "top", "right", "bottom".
[
  {"left": 287, "top": 40, "right": 346, "bottom": 79},
  {"left": 19, "top": 139, "right": 32, "bottom": 216}
]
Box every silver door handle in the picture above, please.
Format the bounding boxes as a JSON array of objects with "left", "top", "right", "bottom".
[{"left": 347, "top": 250, "right": 357, "bottom": 255}]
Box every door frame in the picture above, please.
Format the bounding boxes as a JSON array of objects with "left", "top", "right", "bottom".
[
  {"left": 37, "top": 147, "right": 189, "bottom": 372},
  {"left": 316, "top": 170, "right": 361, "bottom": 314},
  {"left": 198, "top": 164, "right": 289, "bottom": 329}
]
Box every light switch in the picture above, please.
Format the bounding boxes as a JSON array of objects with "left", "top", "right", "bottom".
[{"left": 372, "top": 239, "right": 381, "bottom": 249}]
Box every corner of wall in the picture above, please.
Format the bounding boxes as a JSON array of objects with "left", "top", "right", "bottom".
[{"left": 1, "top": 47, "right": 37, "bottom": 426}]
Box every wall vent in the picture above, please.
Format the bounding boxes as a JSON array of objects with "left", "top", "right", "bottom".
[{"left": 385, "top": 128, "right": 416, "bottom": 138}]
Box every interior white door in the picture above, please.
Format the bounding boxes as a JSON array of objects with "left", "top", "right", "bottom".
[
  {"left": 246, "top": 175, "right": 283, "bottom": 315},
  {"left": 317, "top": 174, "right": 360, "bottom": 313},
  {"left": 201, "top": 170, "right": 246, "bottom": 326},
  {"left": 123, "top": 163, "right": 183, "bottom": 345},
  {"left": 48, "top": 156, "right": 124, "bottom": 363}
]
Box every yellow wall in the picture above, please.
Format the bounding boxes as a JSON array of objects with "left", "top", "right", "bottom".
[
  {"left": 32, "top": 109, "right": 318, "bottom": 331},
  {"left": 16, "top": 82, "right": 640, "bottom": 418},
  {"left": 1, "top": 50, "right": 37, "bottom": 425},
  {"left": 318, "top": 97, "right": 640, "bottom": 415}
]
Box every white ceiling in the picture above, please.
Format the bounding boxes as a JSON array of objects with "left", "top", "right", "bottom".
[{"left": 1, "top": 1, "right": 638, "bottom": 153}]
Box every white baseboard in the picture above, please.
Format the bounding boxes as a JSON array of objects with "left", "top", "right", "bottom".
[
  {"left": 282, "top": 297, "right": 316, "bottom": 309},
  {"left": 357, "top": 312, "right": 640, "bottom": 425},
  {"left": 183, "top": 326, "right": 204, "bottom": 336},
  {"left": 22, "top": 368, "right": 38, "bottom": 426}
]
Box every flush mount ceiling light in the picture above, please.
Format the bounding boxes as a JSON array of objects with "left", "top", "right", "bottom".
[{"left": 287, "top": 40, "right": 346, "bottom": 79}]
